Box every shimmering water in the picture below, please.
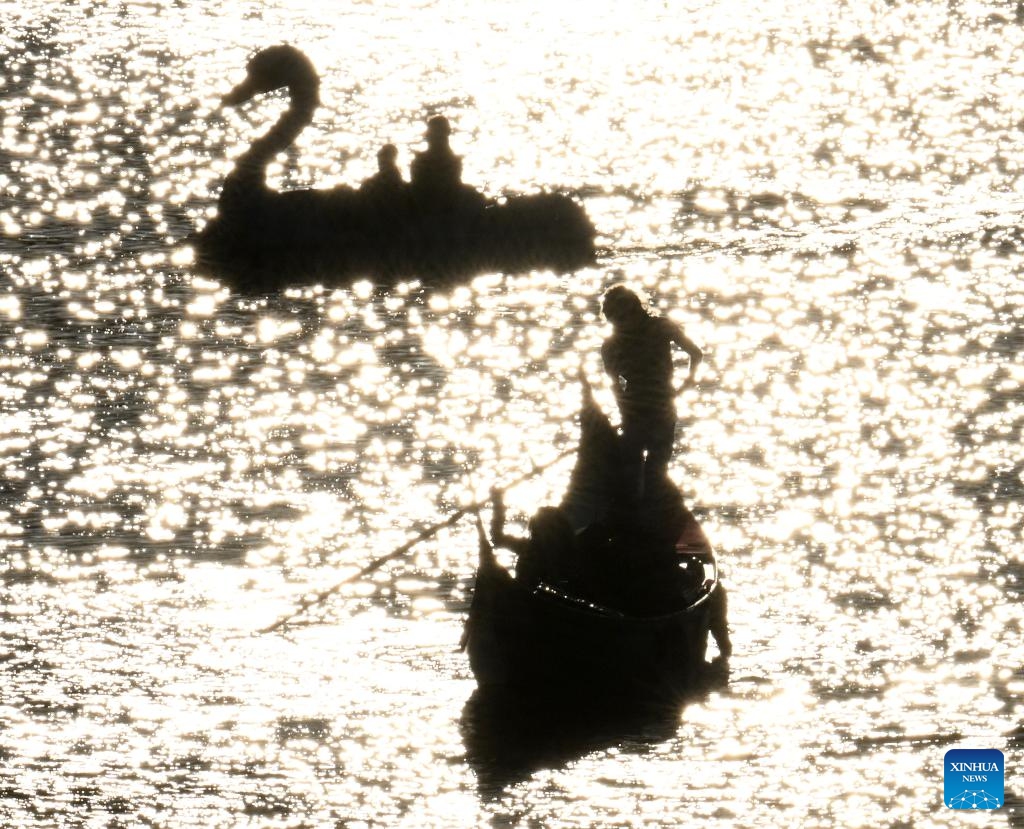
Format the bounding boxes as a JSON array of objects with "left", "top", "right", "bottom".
[{"left": 2, "top": 1, "right": 1022, "bottom": 826}]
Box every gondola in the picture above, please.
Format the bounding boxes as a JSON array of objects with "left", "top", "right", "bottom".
[{"left": 462, "top": 381, "right": 727, "bottom": 697}]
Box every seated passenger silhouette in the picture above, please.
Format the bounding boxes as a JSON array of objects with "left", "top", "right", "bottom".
[
  {"left": 489, "top": 488, "right": 580, "bottom": 589},
  {"left": 410, "top": 116, "right": 463, "bottom": 199},
  {"left": 408, "top": 115, "right": 488, "bottom": 219},
  {"left": 359, "top": 143, "right": 407, "bottom": 199},
  {"left": 601, "top": 284, "right": 703, "bottom": 501}
]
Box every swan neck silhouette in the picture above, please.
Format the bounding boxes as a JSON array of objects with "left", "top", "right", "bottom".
[{"left": 221, "top": 45, "right": 320, "bottom": 198}]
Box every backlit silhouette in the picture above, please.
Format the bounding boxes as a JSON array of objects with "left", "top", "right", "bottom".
[
  {"left": 190, "top": 45, "right": 596, "bottom": 292},
  {"left": 358, "top": 143, "right": 407, "bottom": 200},
  {"left": 601, "top": 284, "right": 703, "bottom": 501}
]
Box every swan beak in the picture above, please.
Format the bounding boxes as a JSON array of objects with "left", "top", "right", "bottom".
[{"left": 222, "top": 79, "right": 258, "bottom": 107}]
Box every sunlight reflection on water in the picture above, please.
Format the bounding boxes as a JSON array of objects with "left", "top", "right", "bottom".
[{"left": 1, "top": 0, "right": 1023, "bottom": 826}]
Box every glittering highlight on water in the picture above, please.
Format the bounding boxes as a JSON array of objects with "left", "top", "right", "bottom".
[{"left": 1, "top": 2, "right": 1022, "bottom": 827}]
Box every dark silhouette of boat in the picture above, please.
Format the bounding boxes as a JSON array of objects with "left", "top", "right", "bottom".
[
  {"left": 189, "top": 45, "right": 596, "bottom": 292},
  {"left": 462, "top": 380, "right": 725, "bottom": 697}
]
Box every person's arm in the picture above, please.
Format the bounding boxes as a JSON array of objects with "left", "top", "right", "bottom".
[
  {"left": 489, "top": 488, "right": 530, "bottom": 556},
  {"left": 668, "top": 321, "right": 702, "bottom": 387},
  {"left": 601, "top": 338, "right": 626, "bottom": 401}
]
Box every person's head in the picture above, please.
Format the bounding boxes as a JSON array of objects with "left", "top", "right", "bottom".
[
  {"left": 377, "top": 143, "right": 398, "bottom": 170},
  {"left": 528, "top": 507, "right": 574, "bottom": 551},
  {"left": 601, "top": 284, "right": 645, "bottom": 327},
  {"left": 425, "top": 115, "right": 452, "bottom": 146}
]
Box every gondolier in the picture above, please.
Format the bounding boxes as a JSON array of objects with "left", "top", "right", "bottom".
[{"left": 601, "top": 284, "right": 703, "bottom": 502}]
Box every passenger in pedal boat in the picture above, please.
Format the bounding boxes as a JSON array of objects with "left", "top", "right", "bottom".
[
  {"left": 359, "top": 143, "right": 408, "bottom": 200},
  {"left": 410, "top": 116, "right": 462, "bottom": 199},
  {"left": 409, "top": 115, "right": 488, "bottom": 213}
]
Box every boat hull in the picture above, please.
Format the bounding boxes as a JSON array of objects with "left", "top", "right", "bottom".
[
  {"left": 465, "top": 539, "right": 718, "bottom": 696},
  {"left": 191, "top": 190, "right": 596, "bottom": 292}
]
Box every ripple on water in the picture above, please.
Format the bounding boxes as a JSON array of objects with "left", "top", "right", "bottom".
[{"left": 1, "top": 2, "right": 1023, "bottom": 827}]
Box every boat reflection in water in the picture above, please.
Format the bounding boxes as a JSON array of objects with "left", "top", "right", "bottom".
[
  {"left": 460, "top": 379, "right": 731, "bottom": 788},
  {"left": 460, "top": 664, "right": 728, "bottom": 794}
]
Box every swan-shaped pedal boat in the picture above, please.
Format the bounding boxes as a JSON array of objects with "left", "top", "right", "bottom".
[{"left": 190, "top": 45, "right": 596, "bottom": 292}]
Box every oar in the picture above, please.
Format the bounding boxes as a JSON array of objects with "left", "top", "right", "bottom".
[{"left": 259, "top": 444, "right": 577, "bottom": 634}]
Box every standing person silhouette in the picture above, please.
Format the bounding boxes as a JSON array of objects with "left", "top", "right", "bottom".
[{"left": 600, "top": 284, "right": 703, "bottom": 501}]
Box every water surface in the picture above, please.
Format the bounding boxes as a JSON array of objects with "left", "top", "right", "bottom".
[{"left": 1, "top": 1, "right": 1022, "bottom": 826}]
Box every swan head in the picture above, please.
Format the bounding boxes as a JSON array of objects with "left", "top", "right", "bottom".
[{"left": 223, "top": 44, "right": 319, "bottom": 106}]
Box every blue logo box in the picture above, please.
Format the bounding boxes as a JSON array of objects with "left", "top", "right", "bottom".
[{"left": 944, "top": 748, "right": 1004, "bottom": 810}]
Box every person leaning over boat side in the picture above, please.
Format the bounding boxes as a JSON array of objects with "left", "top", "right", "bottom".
[
  {"left": 600, "top": 284, "right": 703, "bottom": 502},
  {"left": 489, "top": 488, "right": 580, "bottom": 589}
]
